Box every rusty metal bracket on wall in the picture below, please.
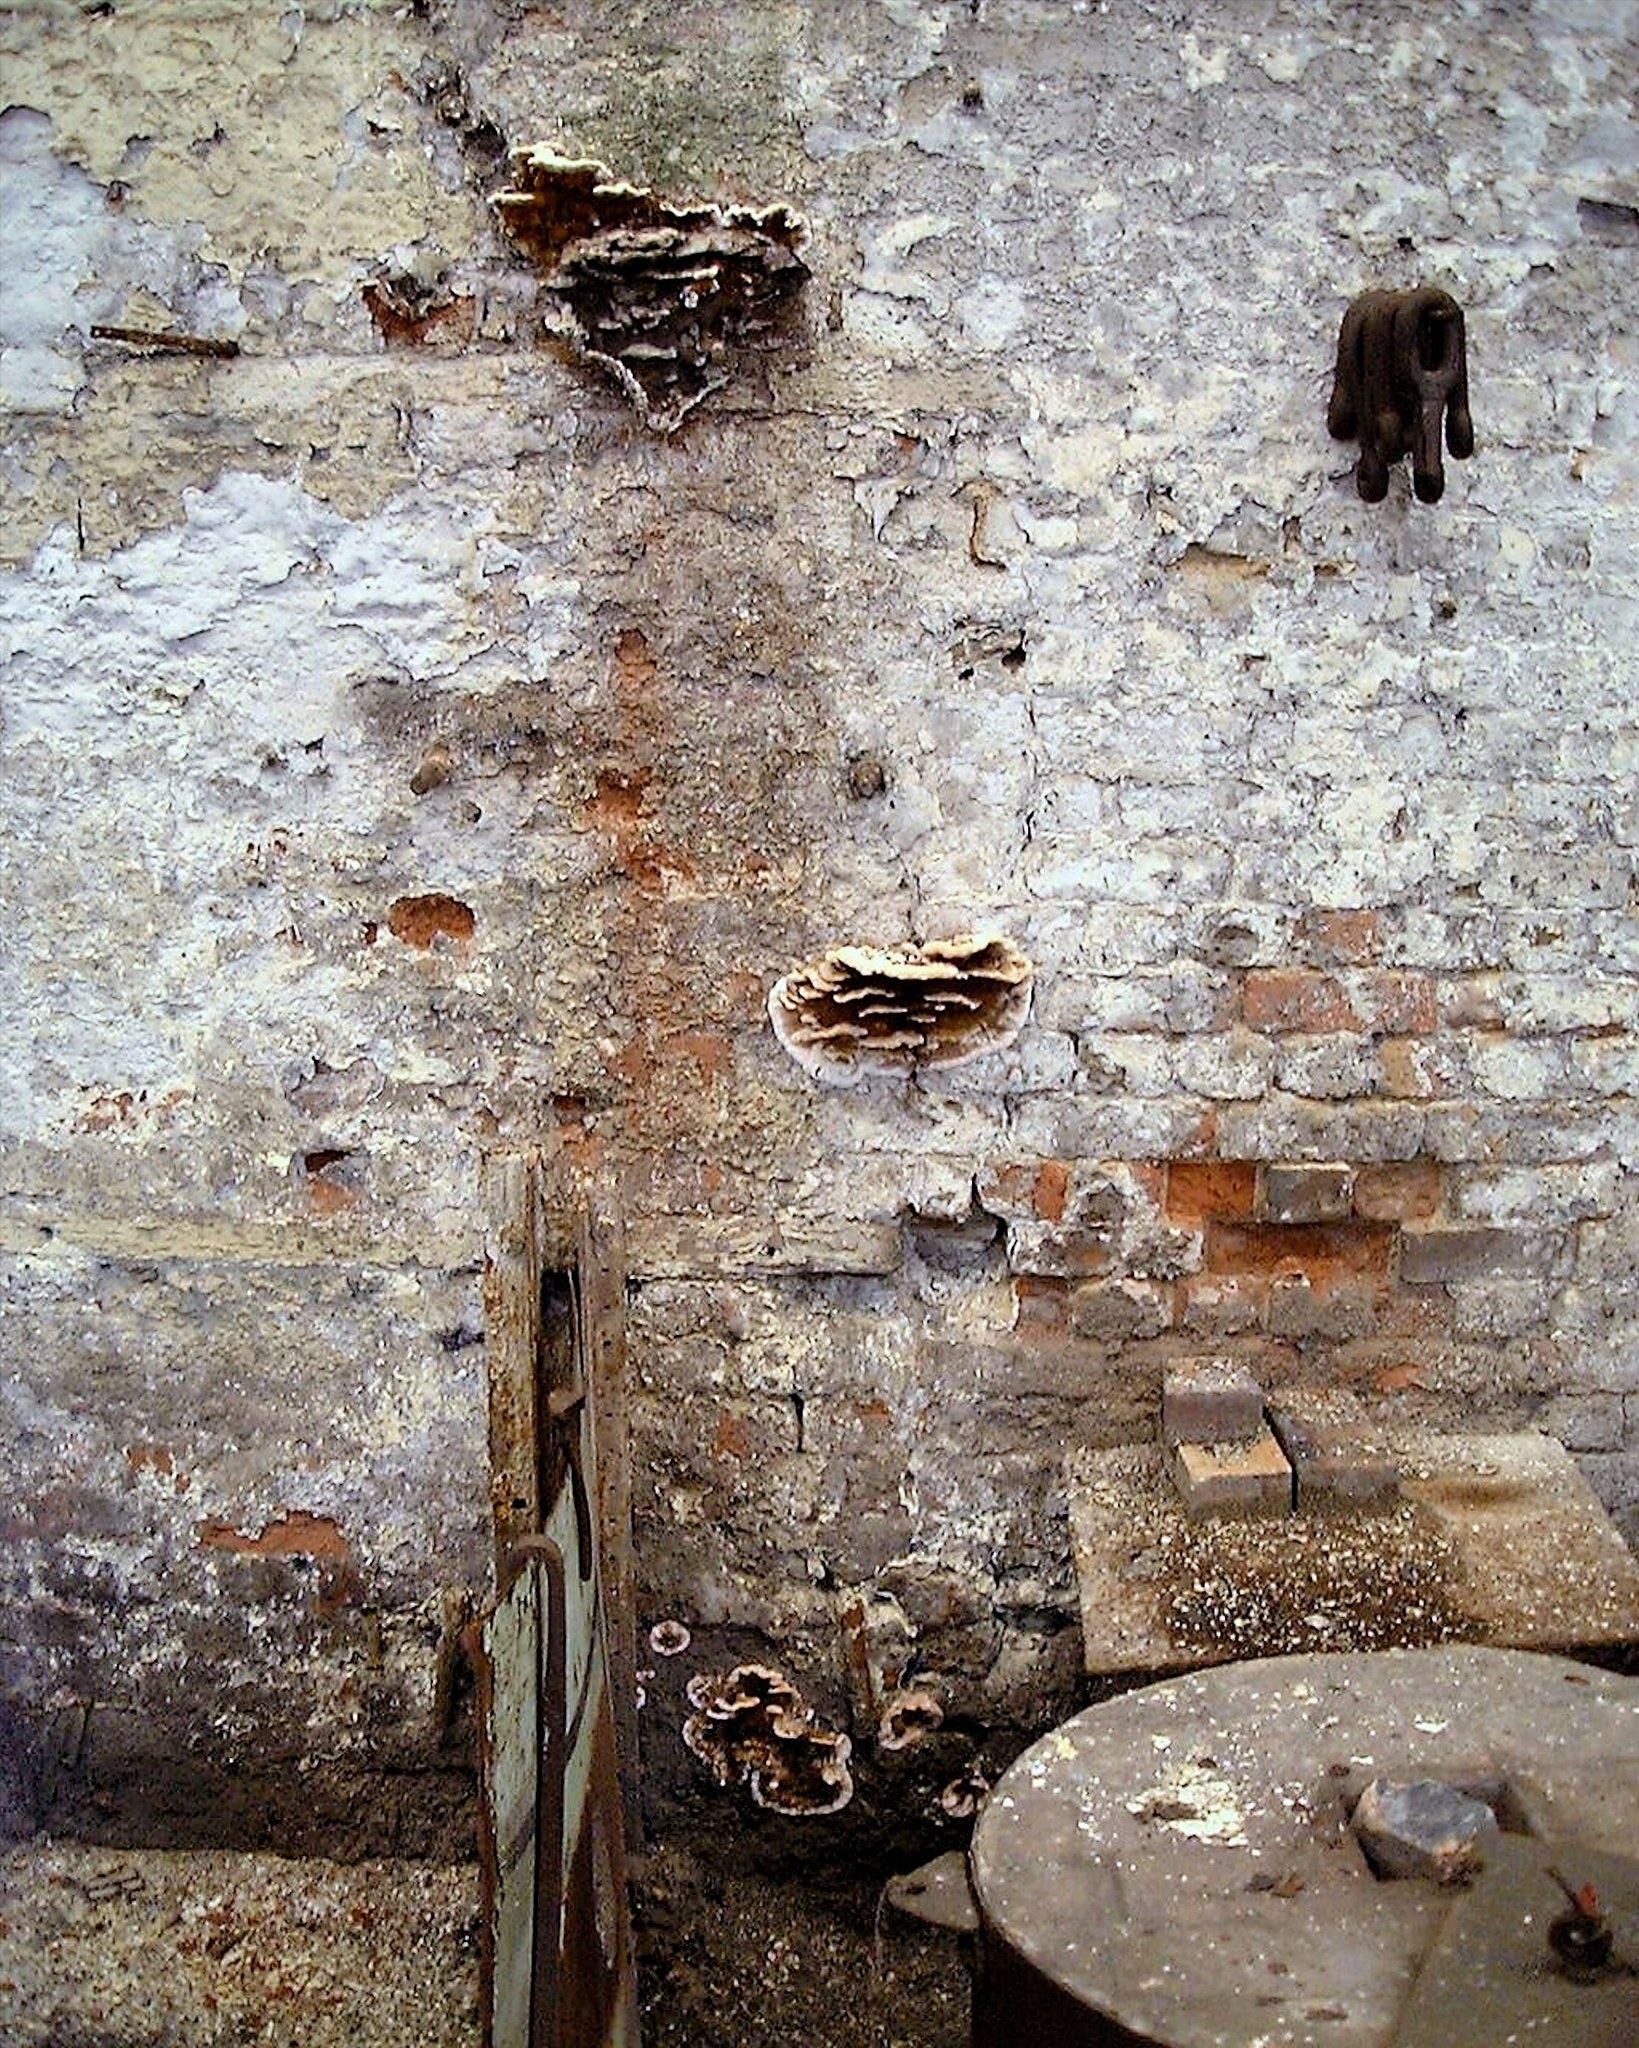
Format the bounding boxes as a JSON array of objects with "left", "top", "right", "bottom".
[{"left": 1328, "top": 287, "right": 1474, "bottom": 504}]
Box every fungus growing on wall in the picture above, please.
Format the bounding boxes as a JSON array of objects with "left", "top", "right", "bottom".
[
  {"left": 768, "top": 934, "right": 1034, "bottom": 1084},
  {"left": 492, "top": 149, "right": 810, "bottom": 431},
  {"left": 877, "top": 1686, "right": 945, "bottom": 1752},
  {"left": 682, "top": 1665, "right": 854, "bottom": 1816}
]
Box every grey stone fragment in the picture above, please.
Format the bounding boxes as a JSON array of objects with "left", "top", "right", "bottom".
[
  {"left": 1267, "top": 1387, "right": 1399, "bottom": 1506},
  {"left": 1351, "top": 1777, "right": 1500, "bottom": 1882},
  {"left": 1161, "top": 1358, "right": 1265, "bottom": 1446}
]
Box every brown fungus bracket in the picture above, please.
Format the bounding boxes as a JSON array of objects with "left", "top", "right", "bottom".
[
  {"left": 491, "top": 148, "right": 810, "bottom": 432},
  {"left": 682, "top": 1665, "right": 854, "bottom": 1817},
  {"left": 1327, "top": 287, "right": 1474, "bottom": 504},
  {"left": 768, "top": 933, "right": 1034, "bottom": 1085}
]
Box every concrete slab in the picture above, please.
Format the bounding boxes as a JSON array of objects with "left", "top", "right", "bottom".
[
  {"left": 1067, "top": 1429, "right": 1639, "bottom": 1674},
  {"left": 970, "top": 1647, "right": 1639, "bottom": 2048},
  {"left": 0, "top": 1843, "right": 479, "bottom": 2048}
]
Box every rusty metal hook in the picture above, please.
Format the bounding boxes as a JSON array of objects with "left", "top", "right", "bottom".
[{"left": 1328, "top": 287, "right": 1474, "bottom": 504}]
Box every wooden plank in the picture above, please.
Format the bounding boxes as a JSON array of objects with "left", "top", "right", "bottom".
[
  {"left": 577, "top": 1198, "right": 640, "bottom": 1848},
  {"left": 482, "top": 1151, "right": 543, "bottom": 1576}
]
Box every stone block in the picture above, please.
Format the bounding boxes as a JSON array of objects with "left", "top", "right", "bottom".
[
  {"left": 1266, "top": 1388, "right": 1399, "bottom": 1506},
  {"left": 1351, "top": 1777, "right": 1499, "bottom": 1883},
  {"left": 1169, "top": 1428, "right": 1293, "bottom": 1519},
  {"left": 1161, "top": 1358, "right": 1266, "bottom": 1445},
  {"left": 1258, "top": 1161, "right": 1355, "bottom": 1224}
]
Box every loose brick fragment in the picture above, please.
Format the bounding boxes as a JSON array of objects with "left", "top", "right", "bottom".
[
  {"left": 1170, "top": 1428, "right": 1293, "bottom": 1518},
  {"left": 1162, "top": 1359, "right": 1266, "bottom": 1446},
  {"left": 1266, "top": 1388, "right": 1399, "bottom": 1506},
  {"left": 1258, "top": 1162, "right": 1355, "bottom": 1224}
]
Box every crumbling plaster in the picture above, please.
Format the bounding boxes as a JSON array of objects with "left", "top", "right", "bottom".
[{"left": 2, "top": 0, "right": 1637, "bottom": 1846}]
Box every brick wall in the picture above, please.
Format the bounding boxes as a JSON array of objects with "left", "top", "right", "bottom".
[{"left": 1, "top": 1, "right": 1635, "bottom": 1843}]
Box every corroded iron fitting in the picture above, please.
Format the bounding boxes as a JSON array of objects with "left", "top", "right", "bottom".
[{"left": 1328, "top": 287, "right": 1474, "bottom": 504}]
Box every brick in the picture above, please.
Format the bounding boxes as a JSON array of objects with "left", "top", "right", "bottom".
[
  {"left": 1169, "top": 1428, "right": 1293, "bottom": 1518},
  {"left": 1205, "top": 1220, "right": 1393, "bottom": 1285},
  {"left": 1266, "top": 1388, "right": 1398, "bottom": 1506},
  {"left": 1354, "top": 971, "right": 1437, "bottom": 1035},
  {"left": 1353, "top": 1162, "right": 1443, "bottom": 1222},
  {"left": 1258, "top": 1162, "right": 1354, "bottom": 1224},
  {"left": 1175, "top": 1274, "right": 1267, "bottom": 1335},
  {"left": 1068, "top": 1279, "right": 1172, "bottom": 1342},
  {"left": 1161, "top": 1358, "right": 1265, "bottom": 1445},
  {"left": 1399, "top": 1226, "right": 1569, "bottom": 1284},
  {"left": 1265, "top": 1272, "right": 1383, "bottom": 1343},
  {"left": 1167, "top": 1160, "right": 1257, "bottom": 1221},
  {"left": 1272, "top": 1034, "right": 1380, "bottom": 1099},
  {"left": 1298, "top": 908, "right": 1382, "bottom": 966},
  {"left": 1243, "top": 971, "right": 1360, "bottom": 1033}
]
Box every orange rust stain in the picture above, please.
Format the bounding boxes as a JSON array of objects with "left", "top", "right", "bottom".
[
  {"left": 386, "top": 892, "right": 475, "bottom": 949},
  {"left": 667, "top": 1029, "right": 734, "bottom": 1084},
  {"left": 1032, "top": 1160, "right": 1070, "bottom": 1223},
  {"left": 197, "top": 1510, "right": 351, "bottom": 1560},
  {"left": 124, "top": 1442, "right": 188, "bottom": 1494},
  {"left": 1168, "top": 1160, "right": 1257, "bottom": 1221},
  {"left": 712, "top": 1411, "right": 751, "bottom": 1461},
  {"left": 613, "top": 627, "right": 659, "bottom": 693},
  {"left": 1374, "top": 1362, "right": 1430, "bottom": 1394}
]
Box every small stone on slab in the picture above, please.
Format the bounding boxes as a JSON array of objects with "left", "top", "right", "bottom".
[
  {"left": 1351, "top": 1777, "right": 1500, "bottom": 1883},
  {"left": 1267, "top": 1388, "right": 1399, "bottom": 1507},
  {"left": 1162, "top": 1359, "right": 1266, "bottom": 1446},
  {"left": 1170, "top": 1426, "right": 1293, "bottom": 1518}
]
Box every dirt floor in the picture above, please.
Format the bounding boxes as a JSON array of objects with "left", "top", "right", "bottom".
[
  {"left": 1, "top": 1836, "right": 970, "bottom": 2047},
  {"left": 636, "top": 1848, "right": 972, "bottom": 2048}
]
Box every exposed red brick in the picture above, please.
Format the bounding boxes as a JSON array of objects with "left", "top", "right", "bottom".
[
  {"left": 386, "top": 892, "right": 475, "bottom": 948},
  {"left": 1243, "top": 971, "right": 1361, "bottom": 1032},
  {"left": 1012, "top": 1275, "right": 1070, "bottom": 1333},
  {"left": 1300, "top": 909, "right": 1382, "bottom": 965},
  {"left": 1361, "top": 972, "right": 1437, "bottom": 1035},
  {"left": 712, "top": 1411, "right": 750, "bottom": 1461},
  {"left": 1377, "top": 1038, "right": 1434, "bottom": 1099},
  {"left": 1033, "top": 1160, "right": 1071, "bottom": 1222},
  {"left": 124, "top": 1443, "right": 175, "bottom": 1478},
  {"left": 198, "top": 1510, "right": 350, "bottom": 1560},
  {"left": 1353, "top": 1162, "right": 1443, "bottom": 1222},
  {"left": 668, "top": 1029, "right": 734, "bottom": 1084},
  {"left": 584, "top": 768, "right": 650, "bottom": 832},
  {"left": 1204, "top": 1221, "right": 1394, "bottom": 1293},
  {"left": 1167, "top": 1160, "right": 1257, "bottom": 1221}
]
